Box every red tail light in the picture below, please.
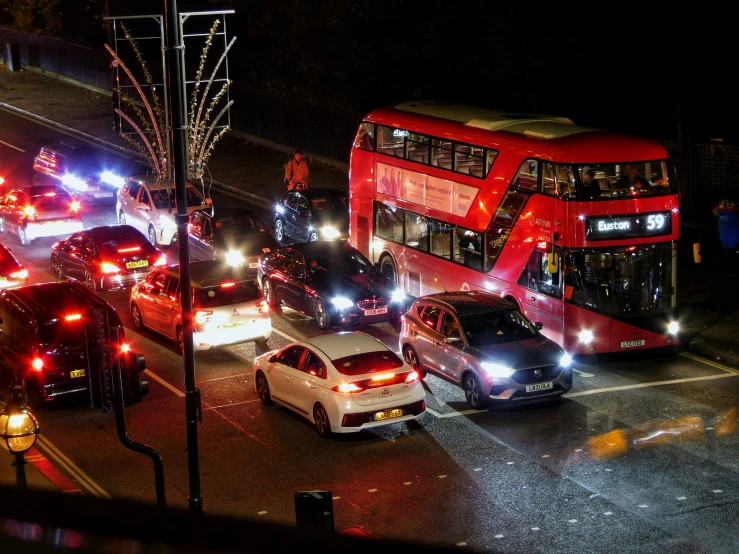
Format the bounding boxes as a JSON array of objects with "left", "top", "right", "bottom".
[
  {"left": 23, "top": 206, "right": 36, "bottom": 218},
  {"left": 153, "top": 254, "right": 167, "bottom": 266},
  {"left": 370, "top": 372, "right": 394, "bottom": 382},
  {"left": 0, "top": 177, "right": 4, "bottom": 185},
  {"left": 332, "top": 382, "right": 364, "bottom": 393},
  {"left": 256, "top": 300, "right": 269, "bottom": 314},
  {"left": 221, "top": 282, "right": 236, "bottom": 288},
  {"left": 194, "top": 310, "right": 213, "bottom": 325},
  {"left": 65, "top": 314, "right": 82, "bottom": 322},
  {"left": 405, "top": 370, "right": 420, "bottom": 383},
  {"left": 70, "top": 201, "right": 81, "bottom": 212},
  {"left": 32, "top": 358, "right": 43, "bottom": 371},
  {"left": 118, "top": 246, "right": 141, "bottom": 253},
  {"left": 10, "top": 269, "right": 28, "bottom": 280},
  {"left": 100, "top": 262, "right": 120, "bottom": 274}
]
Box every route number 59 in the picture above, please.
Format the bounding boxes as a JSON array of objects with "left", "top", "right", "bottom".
[{"left": 647, "top": 214, "right": 665, "bottom": 230}]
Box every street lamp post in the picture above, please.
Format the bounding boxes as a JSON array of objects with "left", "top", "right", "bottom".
[{"left": 0, "top": 386, "right": 40, "bottom": 488}]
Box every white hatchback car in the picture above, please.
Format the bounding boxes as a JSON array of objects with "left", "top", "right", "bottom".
[
  {"left": 130, "top": 260, "right": 272, "bottom": 353},
  {"left": 116, "top": 176, "right": 209, "bottom": 246},
  {"left": 252, "top": 332, "right": 426, "bottom": 437}
]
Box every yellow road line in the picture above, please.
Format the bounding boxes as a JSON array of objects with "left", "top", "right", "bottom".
[
  {"left": 35, "top": 435, "right": 111, "bottom": 499},
  {"left": 680, "top": 351, "right": 739, "bottom": 374}
]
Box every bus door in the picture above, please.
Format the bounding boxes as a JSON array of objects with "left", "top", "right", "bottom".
[{"left": 516, "top": 243, "right": 565, "bottom": 344}]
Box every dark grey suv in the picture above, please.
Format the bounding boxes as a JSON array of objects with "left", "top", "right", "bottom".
[{"left": 399, "top": 291, "right": 573, "bottom": 409}]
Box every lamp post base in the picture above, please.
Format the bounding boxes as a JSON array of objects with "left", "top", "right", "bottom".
[{"left": 12, "top": 452, "right": 27, "bottom": 488}]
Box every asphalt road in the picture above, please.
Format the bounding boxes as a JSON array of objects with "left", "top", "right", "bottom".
[{"left": 2, "top": 109, "right": 739, "bottom": 554}]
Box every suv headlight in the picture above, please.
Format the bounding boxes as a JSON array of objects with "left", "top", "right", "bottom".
[
  {"left": 391, "top": 289, "right": 406, "bottom": 303},
  {"left": 321, "top": 226, "right": 340, "bottom": 239},
  {"left": 560, "top": 352, "right": 572, "bottom": 367},
  {"left": 480, "top": 362, "right": 514, "bottom": 378},
  {"left": 331, "top": 297, "right": 354, "bottom": 310}
]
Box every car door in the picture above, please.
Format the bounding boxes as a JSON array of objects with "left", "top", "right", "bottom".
[
  {"left": 134, "top": 187, "right": 155, "bottom": 236},
  {"left": 187, "top": 211, "right": 209, "bottom": 262},
  {"left": 61, "top": 232, "right": 91, "bottom": 281},
  {"left": 293, "top": 194, "right": 311, "bottom": 242},
  {"left": 280, "top": 193, "right": 299, "bottom": 239},
  {"left": 437, "top": 310, "right": 466, "bottom": 380},
  {"left": 278, "top": 250, "right": 311, "bottom": 312},
  {"left": 268, "top": 346, "right": 306, "bottom": 410},
  {"left": 140, "top": 272, "right": 170, "bottom": 334},
  {"left": 157, "top": 276, "right": 181, "bottom": 341},
  {"left": 414, "top": 305, "right": 445, "bottom": 375},
  {"left": 118, "top": 181, "right": 141, "bottom": 226},
  {"left": 291, "top": 349, "right": 326, "bottom": 415}
]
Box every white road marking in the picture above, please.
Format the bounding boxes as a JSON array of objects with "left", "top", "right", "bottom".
[
  {"left": 473, "top": 468, "right": 482, "bottom": 472},
  {"left": 604, "top": 512, "right": 613, "bottom": 516},
  {"left": 605, "top": 469, "right": 613, "bottom": 472},
  {"left": 206, "top": 399, "right": 261, "bottom": 410},
  {"left": 638, "top": 505, "right": 648, "bottom": 508},
  {"left": 143, "top": 369, "right": 185, "bottom": 397},
  {"left": 564, "top": 373, "right": 738, "bottom": 398},
  {"left": 494, "top": 535, "right": 504, "bottom": 539},
  {"left": 507, "top": 462, "right": 514, "bottom": 465},
  {"left": 568, "top": 519, "right": 578, "bottom": 523},
  {"left": 713, "top": 490, "right": 723, "bottom": 494},
  {"left": 0, "top": 138, "right": 25, "bottom": 152},
  {"left": 706, "top": 427, "right": 714, "bottom": 430},
  {"left": 541, "top": 454, "right": 550, "bottom": 458},
  {"left": 425, "top": 406, "right": 487, "bottom": 419},
  {"left": 677, "top": 496, "right": 687, "bottom": 500},
  {"left": 531, "top": 527, "right": 540, "bottom": 531},
  {"left": 573, "top": 368, "right": 595, "bottom": 378},
  {"left": 270, "top": 327, "right": 300, "bottom": 343},
  {"left": 574, "top": 448, "right": 583, "bottom": 452},
  {"left": 258, "top": 511, "right": 267, "bottom": 515},
  {"left": 368, "top": 488, "right": 377, "bottom": 492},
  {"left": 198, "top": 373, "right": 250, "bottom": 383},
  {"left": 439, "top": 475, "right": 447, "bottom": 479},
  {"left": 457, "top": 542, "right": 467, "bottom": 546},
  {"left": 679, "top": 352, "right": 739, "bottom": 374}
]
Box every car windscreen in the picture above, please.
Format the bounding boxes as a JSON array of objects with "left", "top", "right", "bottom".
[
  {"left": 461, "top": 309, "right": 538, "bottom": 346},
  {"left": 214, "top": 216, "right": 267, "bottom": 239},
  {"left": 194, "top": 280, "right": 262, "bottom": 309},
  {"left": 331, "top": 350, "right": 403, "bottom": 376},
  {"left": 310, "top": 247, "right": 375, "bottom": 276},
  {"left": 150, "top": 187, "right": 203, "bottom": 209}
]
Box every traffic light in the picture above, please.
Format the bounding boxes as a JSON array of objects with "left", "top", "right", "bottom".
[{"left": 120, "top": 351, "right": 149, "bottom": 406}]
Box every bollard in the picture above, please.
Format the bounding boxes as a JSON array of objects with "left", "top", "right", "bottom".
[{"left": 294, "top": 490, "right": 334, "bottom": 532}]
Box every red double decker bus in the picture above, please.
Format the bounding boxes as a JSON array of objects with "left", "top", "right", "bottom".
[{"left": 349, "top": 101, "right": 680, "bottom": 354}]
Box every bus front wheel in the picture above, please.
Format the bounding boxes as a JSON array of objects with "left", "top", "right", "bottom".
[
  {"left": 379, "top": 255, "right": 397, "bottom": 283},
  {"left": 504, "top": 296, "right": 520, "bottom": 311}
]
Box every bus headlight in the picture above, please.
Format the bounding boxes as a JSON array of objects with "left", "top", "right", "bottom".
[
  {"left": 331, "top": 297, "right": 354, "bottom": 310},
  {"left": 560, "top": 352, "right": 572, "bottom": 367},
  {"left": 61, "top": 173, "right": 87, "bottom": 191},
  {"left": 668, "top": 321, "right": 679, "bottom": 335},
  {"left": 321, "top": 226, "right": 340, "bottom": 239},
  {"left": 225, "top": 250, "right": 245, "bottom": 266},
  {"left": 480, "top": 363, "right": 514, "bottom": 378},
  {"left": 100, "top": 171, "right": 124, "bottom": 188},
  {"left": 578, "top": 330, "right": 594, "bottom": 344},
  {"left": 391, "top": 289, "right": 406, "bottom": 303}
]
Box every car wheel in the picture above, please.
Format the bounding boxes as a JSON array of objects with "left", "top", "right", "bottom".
[
  {"left": 274, "top": 219, "right": 285, "bottom": 242},
  {"left": 18, "top": 226, "right": 31, "bottom": 247},
  {"left": 119, "top": 211, "right": 126, "bottom": 225},
  {"left": 314, "top": 298, "right": 331, "bottom": 330},
  {"left": 402, "top": 345, "right": 426, "bottom": 378},
  {"left": 313, "top": 403, "right": 332, "bottom": 438},
  {"left": 463, "top": 372, "right": 487, "bottom": 410},
  {"left": 84, "top": 271, "right": 97, "bottom": 292},
  {"left": 255, "top": 371, "right": 273, "bottom": 405},
  {"left": 262, "top": 278, "right": 279, "bottom": 307},
  {"left": 51, "top": 254, "right": 62, "bottom": 278},
  {"left": 148, "top": 225, "right": 158, "bottom": 246},
  {"left": 309, "top": 230, "right": 318, "bottom": 242},
  {"left": 131, "top": 303, "right": 144, "bottom": 330},
  {"left": 177, "top": 326, "right": 184, "bottom": 356},
  {"left": 379, "top": 254, "right": 397, "bottom": 283}
]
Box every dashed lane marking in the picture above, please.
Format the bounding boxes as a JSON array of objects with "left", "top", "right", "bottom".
[
  {"left": 473, "top": 468, "right": 482, "bottom": 472},
  {"left": 573, "top": 368, "right": 595, "bottom": 378},
  {"left": 677, "top": 497, "right": 687, "bottom": 500},
  {"left": 143, "top": 369, "right": 185, "bottom": 397},
  {"left": 638, "top": 505, "right": 648, "bottom": 508},
  {"left": 0, "top": 138, "right": 25, "bottom": 152},
  {"left": 604, "top": 512, "right": 613, "bottom": 516},
  {"left": 333, "top": 496, "right": 340, "bottom": 500},
  {"left": 713, "top": 490, "right": 723, "bottom": 494},
  {"left": 568, "top": 519, "right": 578, "bottom": 523},
  {"left": 270, "top": 328, "right": 299, "bottom": 343},
  {"left": 494, "top": 535, "right": 504, "bottom": 539},
  {"left": 564, "top": 373, "right": 738, "bottom": 398},
  {"left": 198, "top": 373, "right": 251, "bottom": 383},
  {"left": 531, "top": 527, "right": 540, "bottom": 531}
]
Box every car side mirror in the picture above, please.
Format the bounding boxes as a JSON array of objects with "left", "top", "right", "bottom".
[
  {"left": 268, "top": 355, "right": 277, "bottom": 364},
  {"left": 444, "top": 336, "right": 461, "bottom": 344},
  {"left": 535, "top": 322, "right": 544, "bottom": 331}
]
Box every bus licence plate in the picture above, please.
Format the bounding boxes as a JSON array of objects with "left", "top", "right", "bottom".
[
  {"left": 70, "top": 369, "right": 86, "bottom": 378},
  {"left": 620, "top": 340, "right": 646, "bottom": 348},
  {"left": 363, "top": 307, "right": 388, "bottom": 316},
  {"left": 375, "top": 408, "right": 403, "bottom": 421},
  {"left": 526, "top": 382, "right": 552, "bottom": 393},
  {"left": 126, "top": 260, "right": 149, "bottom": 269}
]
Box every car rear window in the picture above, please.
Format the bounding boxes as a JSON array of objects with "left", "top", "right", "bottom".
[
  {"left": 92, "top": 226, "right": 155, "bottom": 254},
  {"left": 194, "top": 280, "right": 262, "bottom": 308},
  {"left": 331, "top": 350, "right": 403, "bottom": 376},
  {"left": 30, "top": 192, "right": 74, "bottom": 210}
]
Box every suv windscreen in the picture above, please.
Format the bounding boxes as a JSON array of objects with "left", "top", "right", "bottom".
[
  {"left": 194, "top": 280, "right": 262, "bottom": 308},
  {"left": 311, "top": 247, "right": 375, "bottom": 275},
  {"left": 461, "top": 309, "right": 537, "bottom": 346},
  {"left": 331, "top": 350, "right": 403, "bottom": 375}
]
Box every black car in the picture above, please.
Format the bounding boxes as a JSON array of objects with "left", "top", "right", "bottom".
[
  {"left": 257, "top": 240, "right": 409, "bottom": 329},
  {"left": 188, "top": 207, "right": 279, "bottom": 274},
  {"left": 0, "top": 280, "right": 127, "bottom": 407},
  {"left": 33, "top": 142, "right": 123, "bottom": 202},
  {"left": 0, "top": 241, "right": 29, "bottom": 289},
  {"left": 51, "top": 225, "right": 166, "bottom": 292},
  {"left": 273, "top": 188, "right": 349, "bottom": 243}
]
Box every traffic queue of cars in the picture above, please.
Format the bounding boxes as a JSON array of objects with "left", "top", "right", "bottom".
[{"left": 0, "top": 141, "right": 574, "bottom": 438}]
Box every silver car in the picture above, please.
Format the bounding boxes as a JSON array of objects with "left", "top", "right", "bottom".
[{"left": 399, "top": 291, "right": 573, "bottom": 409}]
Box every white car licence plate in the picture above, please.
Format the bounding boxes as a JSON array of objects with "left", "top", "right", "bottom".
[
  {"left": 526, "top": 382, "right": 553, "bottom": 393},
  {"left": 620, "top": 339, "right": 646, "bottom": 348},
  {"left": 363, "top": 307, "right": 388, "bottom": 316}
]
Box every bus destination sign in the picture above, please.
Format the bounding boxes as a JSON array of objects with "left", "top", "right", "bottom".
[{"left": 586, "top": 211, "right": 672, "bottom": 240}]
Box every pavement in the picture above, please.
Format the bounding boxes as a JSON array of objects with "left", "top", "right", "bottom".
[{"left": 1, "top": 64, "right": 739, "bottom": 370}]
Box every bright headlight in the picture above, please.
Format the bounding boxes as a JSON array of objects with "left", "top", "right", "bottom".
[
  {"left": 331, "top": 297, "right": 354, "bottom": 310},
  {"left": 578, "top": 330, "right": 594, "bottom": 344},
  {"left": 321, "top": 226, "right": 340, "bottom": 239},
  {"left": 275, "top": 204, "right": 285, "bottom": 214},
  {"left": 560, "top": 352, "right": 572, "bottom": 367},
  {"left": 100, "top": 171, "right": 124, "bottom": 188},
  {"left": 61, "top": 173, "right": 87, "bottom": 191},
  {"left": 158, "top": 214, "right": 176, "bottom": 229},
  {"left": 668, "top": 321, "right": 679, "bottom": 335},
  {"left": 391, "top": 288, "right": 406, "bottom": 303},
  {"left": 480, "top": 362, "right": 514, "bottom": 378},
  {"left": 225, "top": 250, "right": 245, "bottom": 267}
]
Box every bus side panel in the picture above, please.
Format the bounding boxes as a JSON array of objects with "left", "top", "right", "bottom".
[
  {"left": 563, "top": 303, "right": 611, "bottom": 354},
  {"left": 349, "top": 149, "right": 375, "bottom": 258}
]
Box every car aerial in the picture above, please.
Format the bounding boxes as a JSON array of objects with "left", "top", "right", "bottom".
[
  {"left": 33, "top": 142, "right": 122, "bottom": 202},
  {"left": 51, "top": 225, "right": 167, "bottom": 292},
  {"left": 188, "top": 206, "right": 279, "bottom": 274},
  {"left": 273, "top": 187, "right": 349, "bottom": 243},
  {"left": 0, "top": 184, "right": 83, "bottom": 246},
  {"left": 0, "top": 280, "right": 127, "bottom": 407},
  {"left": 116, "top": 175, "right": 210, "bottom": 246},
  {"left": 399, "top": 291, "right": 573, "bottom": 410},
  {"left": 257, "top": 240, "right": 409, "bottom": 329},
  {"left": 253, "top": 331, "right": 425, "bottom": 437},
  {"left": 130, "top": 260, "right": 271, "bottom": 353},
  {"left": 0, "top": 241, "right": 29, "bottom": 289}
]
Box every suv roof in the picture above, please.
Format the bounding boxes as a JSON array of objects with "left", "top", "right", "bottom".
[
  {"left": 3, "top": 281, "right": 114, "bottom": 323},
  {"left": 415, "top": 291, "right": 513, "bottom": 317},
  {"left": 160, "top": 261, "right": 257, "bottom": 289}
]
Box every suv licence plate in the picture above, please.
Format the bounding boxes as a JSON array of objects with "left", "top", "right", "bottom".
[
  {"left": 620, "top": 340, "right": 646, "bottom": 348},
  {"left": 526, "top": 382, "right": 552, "bottom": 393},
  {"left": 363, "top": 307, "right": 388, "bottom": 316}
]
